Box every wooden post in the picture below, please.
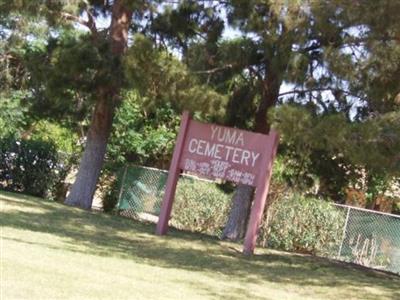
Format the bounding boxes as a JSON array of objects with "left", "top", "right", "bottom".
[
  {"left": 243, "top": 131, "right": 279, "bottom": 255},
  {"left": 156, "top": 111, "right": 191, "bottom": 235}
]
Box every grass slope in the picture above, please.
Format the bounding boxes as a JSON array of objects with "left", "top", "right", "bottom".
[{"left": 1, "top": 191, "right": 399, "bottom": 300}]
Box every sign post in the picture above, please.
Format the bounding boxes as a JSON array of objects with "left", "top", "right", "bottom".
[
  {"left": 155, "top": 111, "right": 190, "bottom": 235},
  {"left": 243, "top": 131, "right": 279, "bottom": 254},
  {"left": 156, "top": 111, "right": 279, "bottom": 254}
]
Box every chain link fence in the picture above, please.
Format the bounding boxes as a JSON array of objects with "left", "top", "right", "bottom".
[
  {"left": 116, "top": 165, "right": 400, "bottom": 275},
  {"left": 117, "top": 165, "right": 166, "bottom": 220},
  {"left": 116, "top": 165, "right": 232, "bottom": 236},
  {"left": 334, "top": 204, "right": 400, "bottom": 274}
]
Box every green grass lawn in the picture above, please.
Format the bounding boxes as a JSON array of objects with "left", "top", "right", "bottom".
[{"left": 1, "top": 191, "right": 399, "bottom": 300}]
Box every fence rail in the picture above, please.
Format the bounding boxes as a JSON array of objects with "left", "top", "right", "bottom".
[{"left": 116, "top": 165, "right": 400, "bottom": 275}]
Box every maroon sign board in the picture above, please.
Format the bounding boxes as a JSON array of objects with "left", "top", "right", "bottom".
[{"left": 156, "top": 111, "right": 279, "bottom": 255}]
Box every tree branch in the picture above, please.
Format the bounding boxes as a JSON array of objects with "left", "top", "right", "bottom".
[
  {"left": 85, "top": 8, "right": 98, "bottom": 34},
  {"left": 60, "top": 11, "right": 97, "bottom": 35},
  {"left": 299, "top": 42, "right": 322, "bottom": 53},
  {"left": 278, "top": 88, "right": 332, "bottom": 97},
  {"left": 279, "top": 87, "right": 368, "bottom": 103},
  {"left": 247, "top": 65, "right": 264, "bottom": 82},
  {"left": 191, "top": 64, "right": 235, "bottom": 74}
]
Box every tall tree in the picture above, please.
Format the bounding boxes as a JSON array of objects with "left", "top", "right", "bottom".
[
  {"left": 1, "top": 0, "right": 228, "bottom": 209},
  {"left": 64, "top": 1, "right": 134, "bottom": 208},
  {"left": 0, "top": 10, "right": 48, "bottom": 137},
  {"left": 2, "top": 0, "right": 398, "bottom": 216},
  {"left": 60, "top": 0, "right": 226, "bottom": 209},
  {"left": 198, "top": 0, "right": 348, "bottom": 239},
  {"left": 1, "top": 0, "right": 143, "bottom": 208},
  {"left": 182, "top": 0, "right": 400, "bottom": 240}
]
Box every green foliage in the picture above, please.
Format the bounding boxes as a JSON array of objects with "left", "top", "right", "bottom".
[
  {"left": 108, "top": 91, "right": 181, "bottom": 167},
  {"left": 335, "top": 1, "right": 400, "bottom": 115},
  {"left": 259, "top": 195, "right": 345, "bottom": 255},
  {"left": 270, "top": 104, "right": 400, "bottom": 200},
  {"left": 151, "top": 1, "right": 223, "bottom": 51},
  {"left": 2, "top": 0, "right": 399, "bottom": 211},
  {"left": 123, "top": 34, "right": 227, "bottom": 117},
  {"left": 171, "top": 179, "right": 232, "bottom": 236},
  {"left": 270, "top": 105, "right": 345, "bottom": 194},
  {"left": 0, "top": 136, "right": 63, "bottom": 197},
  {"left": 107, "top": 34, "right": 231, "bottom": 167},
  {"left": 0, "top": 91, "right": 29, "bottom": 138},
  {"left": 29, "top": 120, "right": 80, "bottom": 154},
  {"left": 349, "top": 112, "right": 400, "bottom": 177},
  {"left": 394, "top": 200, "right": 400, "bottom": 215},
  {"left": 100, "top": 174, "right": 120, "bottom": 213},
  {"left": 24, "top": 29, "right": 110, "bottom": 121}
]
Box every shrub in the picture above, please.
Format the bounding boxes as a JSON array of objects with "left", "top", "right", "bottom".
[
  {"left": 0, "top": 92, "right": 28, "bottom": 139},
  {"left": 108, "top": 94, "right": 180, "bottom": 168},
  {"left": 258, "top": 195, "right": 345, "bottom": 255},
  {"left": 100, "top": 173, "right": 120, "bottom": 213},
  {"left": 0, "top": 136, "right": 67, "bottom": 198},
  {"left": 30, "top": 120, "right": 81, "bottom": 154},
  {"left": 171, "top": 178, "right": 232, "bottom": 236}
]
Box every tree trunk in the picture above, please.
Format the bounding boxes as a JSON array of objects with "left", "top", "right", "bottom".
[
  {"left": 64, "top": 0, "right": 132, "bottom": 209},
  {"left": 222, "top": 184, "right": 254, "bottom": 240},
  {"left": 65, "top": 98, "right": 115, "bottom": 209},
  {"left": 222, "top": 76, "right": 281, "bottom": 240}
]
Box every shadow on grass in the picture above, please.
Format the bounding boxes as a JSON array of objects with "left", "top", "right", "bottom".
[{"left": 1, "top": 194, "right": 399, "bottom": 300}]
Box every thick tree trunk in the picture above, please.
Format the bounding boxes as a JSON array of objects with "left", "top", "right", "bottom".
[
  {"left": 222, "top": 185, "right": 254, "bottom": 240},
  {"left": 65, "top": 98, "right": 115, "bottom": 209},
  {"left": 222, "top": 76, "right": 281, "bottom": 240},
  {"left": 64, "top": 0, "right": 132, "bottom": 209}
]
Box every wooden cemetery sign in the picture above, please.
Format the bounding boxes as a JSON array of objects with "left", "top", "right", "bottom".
[{"left": 156, "top": 111, "right": 279, "bottom": 254}]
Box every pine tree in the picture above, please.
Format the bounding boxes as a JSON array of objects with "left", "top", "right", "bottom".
[
  {"left": 1, "top": 0, "right": 228, "bottom": 209},
  {"left": 1, "top": 0, "right": 141, "bottom": 208},
  {"left": 180, "top": 0, "right": 400, "bottom": 239}
]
